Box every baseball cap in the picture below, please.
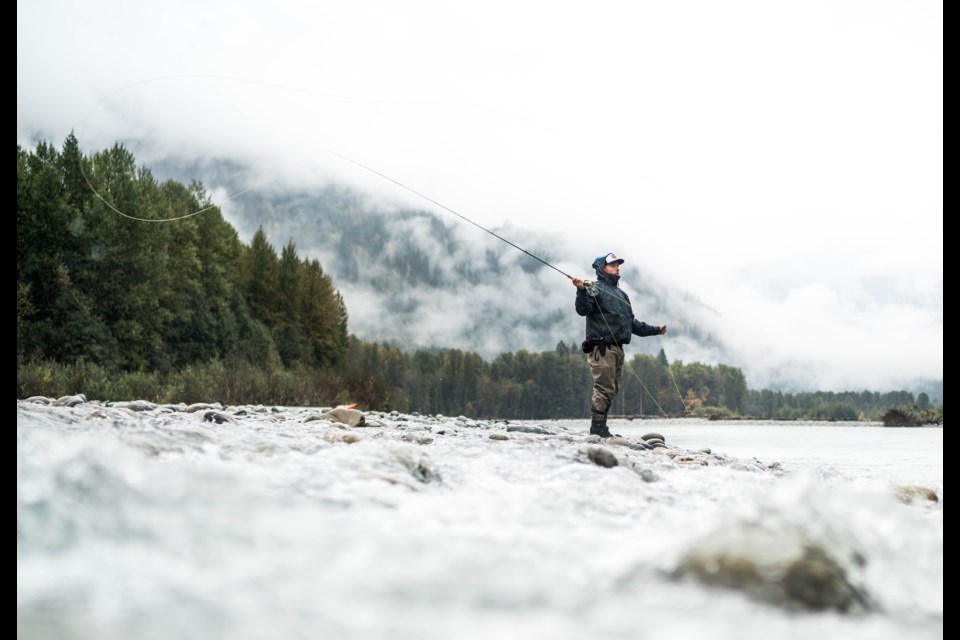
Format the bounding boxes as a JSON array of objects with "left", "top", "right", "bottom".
[{"left": 598, "top": 252, "right": 624, "bottom": 266}]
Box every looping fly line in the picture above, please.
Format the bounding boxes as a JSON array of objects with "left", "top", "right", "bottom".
[{"left": 78, "top": 74, "right": 504, "bottom": 223}]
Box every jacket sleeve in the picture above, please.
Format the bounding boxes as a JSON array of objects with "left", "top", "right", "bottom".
[
  {"left": 632, "top": 319, "right": 661, "bottom": 337},
  {"left": 575, "top": 288, "right": 595, "bottom": 317}
]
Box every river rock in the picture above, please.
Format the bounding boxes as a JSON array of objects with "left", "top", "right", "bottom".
[
  {"left": 318, "top": 407, "right": 365, "bottom": 427},
  {"left": 895, "top": 485, "right": 939, "bottom": 504},
  {"left": 113, "top": 400, "right": 157, "bottom": 412},
  {"left": 673, "top": 523, "right": 873, "bottom": 612},
  {"left": 201, "top": 411, "right": 234, "bottom": 424},
  {"left": 53, "top": 394, "right": 86, "bottom": 407},
  {"left": 586, "top": 447, "right": 618, "bottom": 468},
  {"left": 185, "top": 402, "right": 222, "bottom": 413},
  {"left": 506, "top": 425, "right": 554, "bottom": 435},
  {"left": 401, "top": 433, "right": 434, "bottom": 445}
]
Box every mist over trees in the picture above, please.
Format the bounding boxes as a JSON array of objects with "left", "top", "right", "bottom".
[
  {"left": 152, "top": 159, "right": 726, "bottom": 365},
  {"left": 18, "top": 137, "right": 940, "bottom": 422}
]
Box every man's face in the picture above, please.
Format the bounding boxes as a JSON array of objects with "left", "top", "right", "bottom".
[{"left": 603, "top": 262, "right": 621, "bottom": 276}]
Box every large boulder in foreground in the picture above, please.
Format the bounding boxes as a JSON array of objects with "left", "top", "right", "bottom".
[{"left": 671, "top": 522, "right": 873, "bottom": 612}]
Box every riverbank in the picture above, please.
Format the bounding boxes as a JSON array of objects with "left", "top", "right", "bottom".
[{"left": 18, "top": 399, "right": 942, "bottom": 640}]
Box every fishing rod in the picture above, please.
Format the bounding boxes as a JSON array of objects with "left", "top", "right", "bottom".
[{"left": 76, "top": 75, "right": 580, "bottom": 283}]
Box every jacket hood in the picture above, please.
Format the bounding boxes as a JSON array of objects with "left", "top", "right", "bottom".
[{"left": 592, "top": 252, "right": 624, "bottom": 278}]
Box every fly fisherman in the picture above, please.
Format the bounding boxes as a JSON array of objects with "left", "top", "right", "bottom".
[{"left": 571, "top": 253, "right": 667, "bottom": 438}]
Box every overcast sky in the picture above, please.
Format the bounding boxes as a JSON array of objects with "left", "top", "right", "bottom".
[{"left": 18, "top": 0, "right": 942, "bottom": 391}]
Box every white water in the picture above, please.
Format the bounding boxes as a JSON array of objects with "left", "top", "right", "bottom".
[{"left": 17, "top": 403, "right": 942, "bottom": 640}]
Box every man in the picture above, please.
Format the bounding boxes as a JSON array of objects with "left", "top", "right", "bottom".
[{"left": 572, "top": 252, "right": 667, "bottom": 438}]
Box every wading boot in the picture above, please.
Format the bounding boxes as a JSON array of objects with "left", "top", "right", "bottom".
[{"left": 590, "top": 414, "right": 614, "bottom": 438}]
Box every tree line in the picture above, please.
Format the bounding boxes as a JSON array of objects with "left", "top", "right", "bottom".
[
  {"left": 18, "top": 135, "right": 348, "bottom": 373},
  {"left": 337, "top": 340, "right": 935, "bottom": 421},
  {"left": 17, "top": 136, "right": 940, "bottom": 422},
  {"left": 340, "top": 339, "right": 749, "bottom": 419}
]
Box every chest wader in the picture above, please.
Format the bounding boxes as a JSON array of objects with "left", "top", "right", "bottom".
[{"left": 588, "top": 343, "right": 624, "bottom": 438}]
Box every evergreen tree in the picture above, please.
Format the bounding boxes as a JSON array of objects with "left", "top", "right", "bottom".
[
  {"left": 274, "top": 240, "right": 305, "bottom": 366},
  {"left": 245, "top": 226, "right": 281, "bottom": 328}
]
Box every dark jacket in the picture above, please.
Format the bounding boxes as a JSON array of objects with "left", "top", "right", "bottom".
[{"left": 575, "top": 272, "right": 660, "bottom": 345}]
